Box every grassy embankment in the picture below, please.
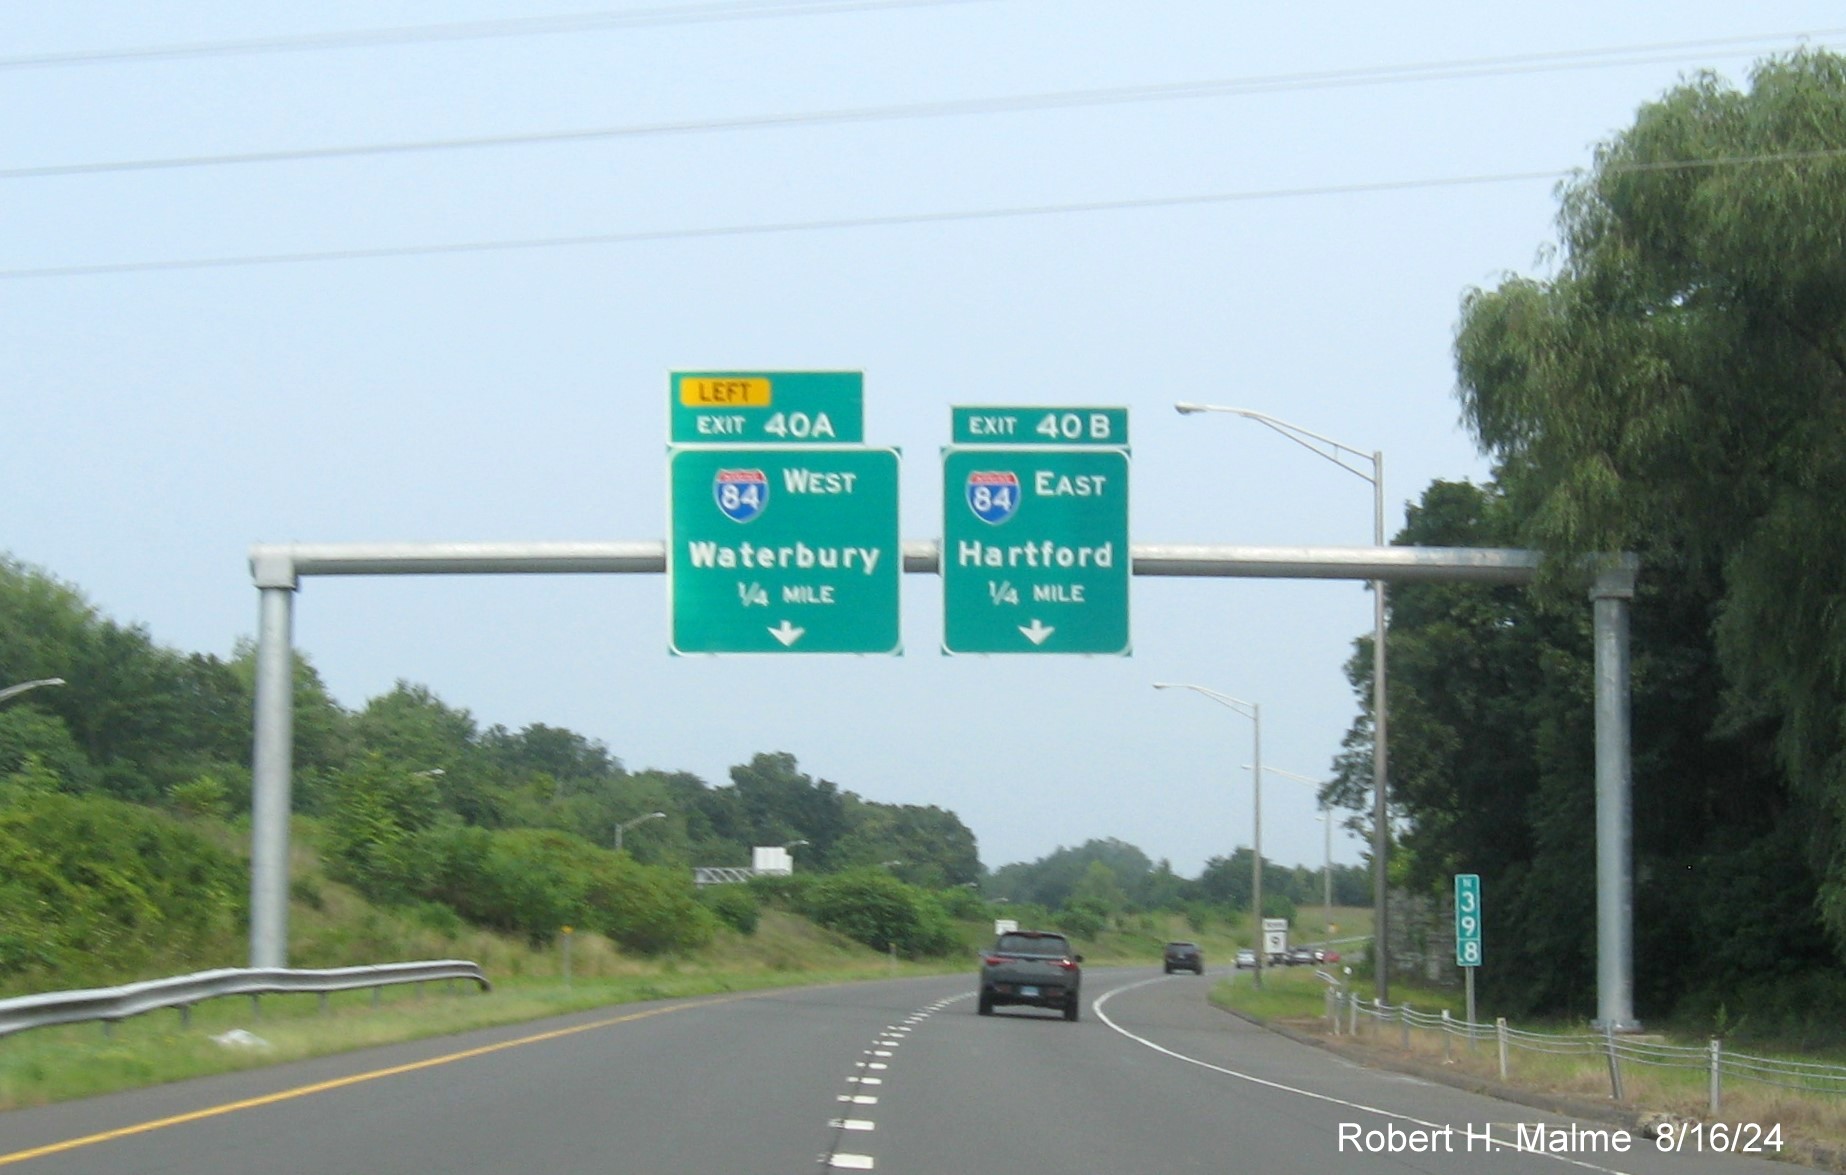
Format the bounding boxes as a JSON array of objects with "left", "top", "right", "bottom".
[
  {"left": 0, "top": 895, "right": 1349, "bottom": 1112},
  {"left": 1208, "top": 917, "right": 1846, "bottom": 1158},
  {"left": 0, "top": 905, "right": 977, "bottom": 1112}
]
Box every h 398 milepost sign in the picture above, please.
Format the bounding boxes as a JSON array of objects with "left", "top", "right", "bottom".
[{"left": 942, "top": 407, "right": 1130, "bottom": 655}]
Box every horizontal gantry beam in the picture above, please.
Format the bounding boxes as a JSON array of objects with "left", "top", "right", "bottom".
[{"left": 251, "top": 541, "right": 1542, "bottom": 588}]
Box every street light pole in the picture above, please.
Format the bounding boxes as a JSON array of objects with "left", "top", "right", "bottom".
[
  {"left": 615, "top": 811, "right": 666, "bottom": 854},
  {"left": 1175, "top": 402, "right": 1390, "bottom": 999},
  {"left": 1251, "top": 765, "right": 1333, "bottom": 935},
  {"left": 0, "top": 678, "right": 65, "bottom": 705},
  {"left": 1155, "top": 682, "right": 1264, "bottom": 990}
]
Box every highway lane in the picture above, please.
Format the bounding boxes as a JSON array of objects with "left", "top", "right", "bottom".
[{"left": 0, "top": 969, "right": 1803, "bottom": 1174}]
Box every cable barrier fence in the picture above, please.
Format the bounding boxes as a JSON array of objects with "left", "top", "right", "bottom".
[{"left": 1323, "top": 986, "right": 1846, "bottom": 1115}]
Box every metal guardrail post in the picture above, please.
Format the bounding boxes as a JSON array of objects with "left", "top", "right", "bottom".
[
  {"left": 1605, "top": 1023, "right": 1626, "bottom": 1101},
  {"left": 1497, "top": 1017, "right": 1509, "bottom": 1080},
  {"left": 1442, "top": 1010, "right": 1452, "bottom": 1062},
  {"left": 1401, "top": 1004, "right": 1411, "bottom": 1050},
  {"left": 1709, "top": 1038, "right": 1722, "bottom": 1115}
]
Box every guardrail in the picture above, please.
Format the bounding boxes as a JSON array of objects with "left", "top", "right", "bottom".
[
  {"left": 1329, "top": 991, "right": 1846, "bottom": 1114},
  {"left": 0, "top": 960, "right": 490, "bottom": 1041}
]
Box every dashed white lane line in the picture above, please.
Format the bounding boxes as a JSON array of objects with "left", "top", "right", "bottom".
[{"left": 820, "top": 992, "right": 972, "bottom": 1172}]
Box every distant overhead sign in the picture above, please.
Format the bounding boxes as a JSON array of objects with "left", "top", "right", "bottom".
[
  {"left": 670, "top": 371, "right": 864, "bottom": 444},
  {"left": 668, "top": 445, "right": 900, "bottom": 655}
]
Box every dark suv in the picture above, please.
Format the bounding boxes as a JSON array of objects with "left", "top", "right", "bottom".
[
  {"left": 1163, "top": 941, "right": 1204, "bottom": 974},
  {"left": 979, "top": 930, "right": 1083, "bottom": 1021}
]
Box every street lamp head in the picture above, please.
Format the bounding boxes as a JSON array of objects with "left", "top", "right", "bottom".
[
  {"left": 1174, "top": 403, "right": 1205, "bottom": 415},
  {"left": 784, "top": 838, "right": 809, "bottom": 849},
  {"left": 0, "top": 678, "right": 67, "bottom": 706}
]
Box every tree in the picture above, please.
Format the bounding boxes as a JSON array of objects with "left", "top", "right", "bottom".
[
  {"left": 725, "top": 752, "right": 847, "bottom": 867},
  {"left": 1453, "top": 51, "right": 1846, "bottom": 969}
]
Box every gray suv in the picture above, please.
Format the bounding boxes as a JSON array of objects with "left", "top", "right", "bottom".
[{"left": 978, "top": 930, "right": 1083, "bottom": 1021}]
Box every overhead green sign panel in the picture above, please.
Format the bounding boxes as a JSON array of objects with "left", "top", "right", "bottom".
[
  {"left": 941, "top": 443, "right": 1130, "bottom": 655},
  {"left": 670, "top": 371, "right": 864, "bottom": 445},
  {"left": 669, "top": 445, "right": 900, "bottom": 654},
  {"left": 950, "top": 405, "right": 1128, "bottom": 447}
]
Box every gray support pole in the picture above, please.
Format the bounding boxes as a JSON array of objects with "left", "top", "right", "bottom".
[
  {"left": 1371, "top": 451, "right": 1389, "bottom": 1003},
  {"left": 249, "top": 557, "right": 299, "bottom": 969},
  {"left": 1251, "top": 704, "right": 1263, "bottom": 991},
  {"left": 1592, "top": 560, "right": 1639, "bottom": 1031}
]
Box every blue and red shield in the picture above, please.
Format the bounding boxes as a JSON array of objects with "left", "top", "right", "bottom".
[
  {"left": 714, "top": 468, "right": 768, "bottom": 523},
  {"left": 966, "top": 471, "right": 1020, "bottom": 525}
]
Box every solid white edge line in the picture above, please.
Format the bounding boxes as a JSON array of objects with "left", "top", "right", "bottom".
[{"left": 1091, "top": 978, "right": 1638, "bottom": 1175}]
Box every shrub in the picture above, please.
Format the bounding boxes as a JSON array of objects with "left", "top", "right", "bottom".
[
  {"left": 1057, "top": 903, "right": 1105, "bottom": 941},
  {"left": 169, "top": 774, "right": 232, "bottom": 820},
  {"left": 0, "top": 792, "right": 243, "bottom": 988},
  {"left": 804, "top": 870, "right": 959, "bottom": 958},
  {"left": 701, "top": 884, "right": 760, "bottom": 935},
  {"left": 588, "top": 856, "right": 717, "bottom": 955}
]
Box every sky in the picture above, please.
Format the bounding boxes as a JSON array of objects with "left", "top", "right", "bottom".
[{"left": 5, "top": 1, "right": 1842, "bottom": 878}]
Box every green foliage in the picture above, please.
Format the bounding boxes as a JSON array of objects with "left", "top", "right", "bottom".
[
  {"left": 989, "top": 838, "right": 1155, "bottom": 909},
  {"left": 1057, "top": 904, "right": 1105, "bottom": 940},
  {"left": 322, "top": 754, "right": 443, "bottom": 902},
  {"left": 0, "top": 793, "right": 243, "bottom": 989},
  {"left": 168, "top": 774, "right": 233, "bottom": 820},
  {"left": 936, "top": 885, "right": 987, "bottom": 920},
  {"left": 801, "top": 869, "right": 958, "bottom": 958},
  {"left": 592, "top": 857, "right": 719, "bottom": 955},
  {"left": 0, "top": 706, "right": 94, "bottom": 792},
  {"left": 1452, "top": 51, "right": 1846, "bottom": 962},
  {"left": 700, "top": 883, "right": 760, "bottom": 935}
]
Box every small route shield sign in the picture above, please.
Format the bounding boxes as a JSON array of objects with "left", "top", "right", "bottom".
[
  {"left": 714, "top": 468, "right": 768, "bottom": 523},
  {"left": 965, "top": 470, "right": 1021, "bottom": 525}
]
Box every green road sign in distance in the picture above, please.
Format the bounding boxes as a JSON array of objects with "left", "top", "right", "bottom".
[
  {"left": 942, "top": 446, "right": 1130, "bottom": 654},
  {"left": 669, "top": 445, "right": 900, "bottom": 654},
  {"left": 951, "top": 406, "right": 1128, "bottom": 447},
  {"left": 1455, "top": 873, "right": 1482, "bottom": 967},
  {"left": 670, "top": 371, "right": 864, "bottom": 444}
]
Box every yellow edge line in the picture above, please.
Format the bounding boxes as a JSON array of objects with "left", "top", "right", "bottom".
[{"left": 0, "top": 996, "right": 733, "bottom": 1167}]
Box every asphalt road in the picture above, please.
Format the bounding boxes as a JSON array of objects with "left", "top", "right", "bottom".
[{"left": 0, "top": 968, "right": 1800, "bottom": 1174}]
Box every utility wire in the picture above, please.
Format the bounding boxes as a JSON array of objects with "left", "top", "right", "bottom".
[
  {"left": 7, "top": 149, "right": 1842, "bottom": 281},
  {"left": 5, "top": 29, "right": 1841, "bottom": 181},
  {"left": 0, "top": 0, "right": 992, "bottom": 70}
]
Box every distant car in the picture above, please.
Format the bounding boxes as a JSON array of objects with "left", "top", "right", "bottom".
[
  {"left": 1284, "top": 947, "right": 1317, "bottom": 966},
  {"left": 979, "top": 930, "right": 1083, "bottom": 1021},
  {"left": 1162, "top": 941, "right": 1203, "bottom": 974},
  {"left": 1234, "top": 948, "right": 1257, "bottom": 969},
  {"left": 1316, "top": 949, "right": 1341, "bottom": 964}
]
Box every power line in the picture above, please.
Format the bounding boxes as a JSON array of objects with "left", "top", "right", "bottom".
[
  {"left": 8, "top": 149, "right": 1841, "bottom": 281},
  {"left": 6, "top": 29, "right": 1840, "bottom": 181},
  {"left": 0, "top": 0, "right": 992, "bottom": 70}
]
